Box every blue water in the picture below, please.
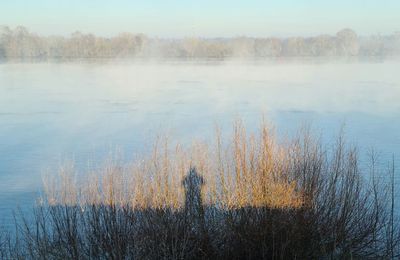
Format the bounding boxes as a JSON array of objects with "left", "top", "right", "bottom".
[{"left": 1, "top": 60, "right": 400, "bottom": 226}]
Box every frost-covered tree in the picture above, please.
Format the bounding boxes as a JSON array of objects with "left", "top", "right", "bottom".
[
  {"left": 254, "top": 38, "right": 282, "bottom": 57},
  {"left": 0, "top": 26, "right": 10, "bottom": 59},
  {"left": 310, "top": 35, "right": 337, "bottom": 56},
  {"left": 283, "top": 37, "right": 309, "bottom": 56},
  {"left": 336, "top": 28, "right": 359, "bottom": 56},
  {"left": 230, "top": 37, "right": 255, "bottom": 58}
]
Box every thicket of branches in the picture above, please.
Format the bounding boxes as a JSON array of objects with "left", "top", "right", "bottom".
[
  {"left": 1, "top": 121, "right": 399, "bottom": 259},
  {"left": 1, "top": 26, "right": 399, "bottom": 60}
]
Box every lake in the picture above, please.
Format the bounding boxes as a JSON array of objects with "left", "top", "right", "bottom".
[{"left": 1, "top": 59, "right": 400, "bottom": 226}]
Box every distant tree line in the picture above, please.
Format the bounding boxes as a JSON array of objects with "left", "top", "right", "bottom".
[{"left": 0, "top": 26, "right": 399, "bottom": 60}]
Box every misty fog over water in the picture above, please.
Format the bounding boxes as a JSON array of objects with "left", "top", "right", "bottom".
[{"left": 1, "top": 59, "right": 400, "bottom": 225}]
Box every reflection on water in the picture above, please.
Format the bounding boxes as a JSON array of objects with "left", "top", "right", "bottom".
[{"left": 1, "top": 60, "right": 400, "bottom": 225}]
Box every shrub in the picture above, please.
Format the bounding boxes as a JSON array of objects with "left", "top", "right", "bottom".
[{"left": 2, "top": 120, "right": 399, "bottom": 259}]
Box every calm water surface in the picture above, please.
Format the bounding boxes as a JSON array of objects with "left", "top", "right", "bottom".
[{"left": 1, "top": 60, "right": 400, "bottom": 225}]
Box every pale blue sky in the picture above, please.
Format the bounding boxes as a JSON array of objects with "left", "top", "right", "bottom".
[{"left": 1, "top": 0, "right": 399, "bottom": 37}]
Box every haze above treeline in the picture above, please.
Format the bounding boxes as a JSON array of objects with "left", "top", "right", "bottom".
[{"left": 1, "top": 26, "right": 399, "bottom": 60}]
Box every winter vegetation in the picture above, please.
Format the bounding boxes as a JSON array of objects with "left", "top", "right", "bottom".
[
  {"left": 0, "top": 26, "right": 399, "bottom": 61},
  {"left": 0, "top": 121, "right": 399, "bottom": 259}
]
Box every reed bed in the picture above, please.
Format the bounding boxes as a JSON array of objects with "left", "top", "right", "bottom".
[
  {"left": 44, "top": 121, "right": 302, "bottom": 210},
  {"left": 2, "top": 120, "right": 399, "bottom": 259}
]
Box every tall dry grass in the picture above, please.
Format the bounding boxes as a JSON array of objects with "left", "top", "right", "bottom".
[
  {"left": 43, "top": 120, "right": 303, "bottom": 211},
  {"left": 2, "top": 120, "right": 399, "bottom": 259}
]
